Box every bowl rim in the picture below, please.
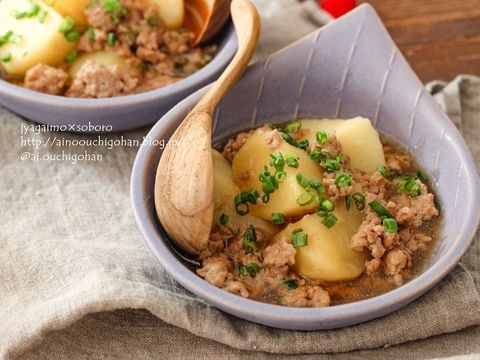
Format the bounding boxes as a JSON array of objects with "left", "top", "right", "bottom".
[
  {"left": 131, "top": 5, "right": 480, "bottom": 329},
  {"left": 0, "top": 22, "right": 237, "bottom": 108}
]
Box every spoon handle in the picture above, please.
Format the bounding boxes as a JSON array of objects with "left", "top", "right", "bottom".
[{"left": 194, "top": 0, "right": 260, "bottom": 114}]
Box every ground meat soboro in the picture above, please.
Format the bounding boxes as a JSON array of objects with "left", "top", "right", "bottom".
[
  {"left": 196, "top": 120, "right": 440, "bottom": 307},
  {"left": 66, "top": 60, "right": 137, "bottom": 98},
  {"left": 197, "top": 226, "right": 331, "bottom": 307},
  {"left": 24, "top": 64, "right": 69, "bottom": 95},
  {"left": 21, "top": 0, "right": 217, "bottom": 98}
]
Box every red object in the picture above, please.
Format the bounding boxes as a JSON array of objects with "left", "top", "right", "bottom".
[{"left": 318, "top": 0, "right": 356, "bottom": 18}]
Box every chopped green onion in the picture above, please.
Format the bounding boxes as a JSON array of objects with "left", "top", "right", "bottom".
[
  {"left": 274, "top": 171, "right": 286, "bottom": 183},
  {"left": 259, "top": 166, "right": 270, "bottom": 182},
  {"left": 12, "top": 3, "right": 41, "bottom": 19},
  {"left": 292, "top": 228, "right": 303, "bottom": 235},
  {"left": 103, "top": 0, "right": 123, "bottom": 12},
  {"left": 87, "top": 27, "right": 96, "bottom": 42},
  {"left": 308, "top": 179, "right": 321, "bottom": 189},
  {"left": 66, "top": 49, "right": 77, "bottom": 64},
  {"left": 107, "top": 32, "right": 116, "bottom": 47},
  {"left": 262, "top": 175, "right": 278, "bottom": 194},
  {"left": 285, "top": 154, "right": 299, "bottom": 168},
  {"left": 319, "top": 199, "right": 335, "bottom": 212},
  {"left": 334, "top": 172, "right": 353, "bottom": 188},
  {"left": 291, "top": 232, "right": 308, "bottom": 247},
  {"left": 66, "top": 30, "right": 80, "bottom": 42},
  {"left": 235, "top": 203, "right": 248, "bottom": 216},
  {"left": 282, "top": 278, "right": 298, "bottom": 290},
  {"left": 0, "top": 32, "right": 23, "bottom": 47},
  {"left": 59, "top": 16, "right": 75, "bottom": 34},
  {"left": 219, "top": 213, "right": 229, "bottom": 225},
  {"left": 238, "top": 266, "right": 248, "bottom": 276},
  {"left": 345, "top": 195, "right": 352, "bottom": 210},
  {"left": 239, "top": 262, "right": 260, "bottom": 277},
  {"left": 258, "top": 154, "right": 287, "bottom": 200},
  {"left": 397, "top": 176, "right": 421, "bottom": 197},
  {"left": 324, "top": 155, "right": 343, "bottom": 173},
  {"left": 0, "top": 31, "right": 13, "bottom": 47},
  {"left": 296, "top": 139, "right": 309, "bottom": 150},
  {"left": 242, "top": 225, "right": 257, "bottom": 253},
  {"left": 378, "top": 165, "right": 392, "bottom": 179},
  {"left": 243, "top": 188, "right": 259, "bottom": 202},
  {"left": 59, "top": 16, "right": 80, "bottom": 42},
  {"left": 285, "top": 120, "right": 301, "bottom": 133},
  {"left": 270, "top": 152, "right": 285, "bottom": 172},
  {"left": 321, "top": 213, "right": 337, "bottom": 228},
  {"left": 236, "top": 188, "right": 261, "bottom": 206},
  {"left": 383, "top": 218, "right": 398, "bottom": 233},
  {"left": 297, "top": 192, "right": 315, "bottom": 206},
  {"left": 28, "top": 3, "right": 40, "bottom": 17},
  {"left": 271, "top": 213, "right": 285, "bottom": 225},
  {"left": 410, "top": 183, "right": 421, "bottom": 197},
  {"left": 37, "top": 9, "right": 48, "bottom": 23},
  {"left": 307, "top": 180, "right": 325, "bottom": 195},
  {"left": 8, "top": 33, "right": 22, "bottom": 45},
  {"left": 368, "top": 200, "right": 393, "bottom": 218},
  {"left": 12, "top": 10, "right": 27, "bottom": 19},
  {"left": 309, "top": 148, "right": 328, "bottom": 162},
  {"left": 396, "top": 175, "right": 413, "bottom": 192},
  {"left": 296, "top": 173, "right": 310, "bottom": 189},
  {"left": 280, "top": 131, "right": 309, "bottom": 150},
  {"left": 416, "top": 170, "right": 428, "bottom": 183},
  {"left": 234, "top": 188, "right": 260, "bottom": 215},
  {"left": 352, "top": 192, "right": 365, "bottom": 211},
  {"left": 1, "top": 52, "right": 12, "bottom": 63},
  {"left": 315, "top": 131, "right": 329, "bottom": 145}
]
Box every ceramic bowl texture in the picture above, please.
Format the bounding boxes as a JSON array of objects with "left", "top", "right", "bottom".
[
  {"left": 131, "top": 4, "right": 480, "bottom": 330},
  {"left": 0, "top": 23, "right": 237, "bottom": 133}
]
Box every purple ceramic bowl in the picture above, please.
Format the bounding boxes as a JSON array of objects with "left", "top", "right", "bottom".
[
  {"left": 0, "top": 23, "right": 237, "bottom": 133},
  {"left": 131, "top": 4, "right": 480, "bottom": 330}
]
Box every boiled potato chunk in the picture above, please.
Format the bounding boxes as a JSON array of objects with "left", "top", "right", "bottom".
[
  {"left": 151, "top": 0, "right": 185, "bottom": 29},
  {"left": 46, "top": 0, "right": 90, "bottom": 26},
  {"left": 212, "top": 150, "right": 279, "bottom": 239},
  {"left": 232, "top": 127, "right": 324, "bottom": 220},
  {"left": 335, "top": 117, "right": 386, "bottom": 174},
  {"left": 0, "top": 0, "right": 75, "bottom": 76},
  {"left": 299, "top": 117, "right": 386, "bottom": 174},
  {"left": 69, "top": 51, "right": 129, "bottom": 78},
  {"left": 272, "top": 203, "right": 368, "bottom": 281}
]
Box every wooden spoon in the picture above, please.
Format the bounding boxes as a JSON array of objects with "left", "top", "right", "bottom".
[
  {"left": 154, "top": 0, "right": 260, "bottom": 255},
  {"left": 185, "top": 0, "right": 232, "bottom": 46}
]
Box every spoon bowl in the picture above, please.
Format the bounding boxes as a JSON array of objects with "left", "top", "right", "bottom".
[{"left": 154, "top": 0, "right": 260, "bottom": 255}]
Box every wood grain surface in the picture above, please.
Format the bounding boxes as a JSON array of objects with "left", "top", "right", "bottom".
[{"left": 357, "top": 0, "right": 480, "bottom": 82}]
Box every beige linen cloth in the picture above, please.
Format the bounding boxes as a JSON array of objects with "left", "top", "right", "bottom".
[{"left": 1, "top": 1, "right": 479, "bottom": 359}]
